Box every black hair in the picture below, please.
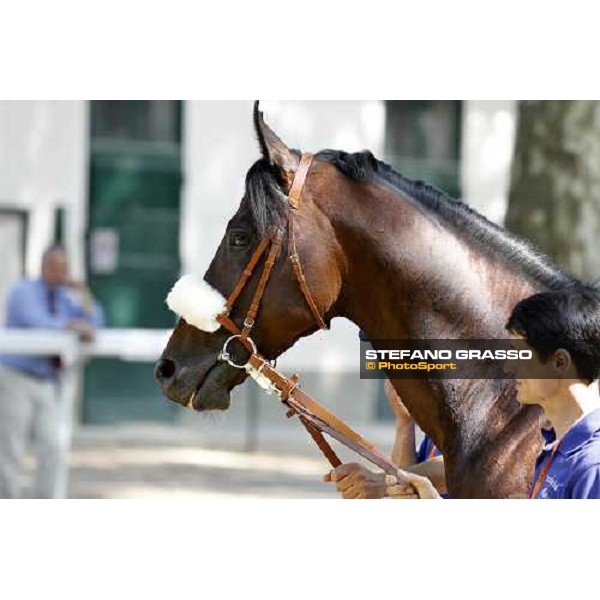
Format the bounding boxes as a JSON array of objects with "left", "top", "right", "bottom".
[
  {"left": 505, "top": 286, "right": 600, "bottom": 383},
  {"left": 244, "top": 158, "right": 289, "bottom": 236}
]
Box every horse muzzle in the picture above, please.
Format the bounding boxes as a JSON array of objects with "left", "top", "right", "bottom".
[{"left": 154, "top": 353, "right": 247, "bottom": 412}]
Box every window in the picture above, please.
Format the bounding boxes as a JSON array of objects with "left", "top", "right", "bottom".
[
  {"left": 384, "top": 101, "right": 462, "bottom": 197},
  {"left": 91, "top": 101, "right": 181, "bottom": 144}
]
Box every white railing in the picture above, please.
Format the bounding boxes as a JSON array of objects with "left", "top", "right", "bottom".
[
  {"left": 0, "top": 327, "right": 173, "bottom": 427},
  {"left": 0, "top": 328, "right": 173, "bottom": 363},
  {"left": 0, "top": 328, "right": 173, "bottom": 497}
]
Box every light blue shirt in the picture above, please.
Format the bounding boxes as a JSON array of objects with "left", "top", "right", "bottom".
[{"left": 0, "top": 279, "right": 104, "bottom": 379}]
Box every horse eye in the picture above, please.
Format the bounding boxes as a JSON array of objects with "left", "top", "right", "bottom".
[{"left": 229, "top": 231, "right": 249, "bottom": 248}]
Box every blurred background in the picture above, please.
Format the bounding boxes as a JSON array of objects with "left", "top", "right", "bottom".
[{"left": 1, "top": 100, "right": 598, "bottom": 498}]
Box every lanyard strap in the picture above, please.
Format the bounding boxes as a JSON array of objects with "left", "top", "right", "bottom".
[{"left": 530, "top": 443, "right": 559, "bottom": 499}]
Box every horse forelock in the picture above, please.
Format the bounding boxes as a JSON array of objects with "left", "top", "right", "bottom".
[{"left": 244, "top": 159, "right": 289, "bottom": 236}]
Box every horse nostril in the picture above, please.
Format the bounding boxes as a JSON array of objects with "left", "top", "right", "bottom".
[{"left": 154, "top": 358, "right": 177, "bottom": 382}]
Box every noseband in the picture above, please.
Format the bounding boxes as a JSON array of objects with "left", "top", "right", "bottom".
[{"left": 215, "top": 153, "right": 327, "bottom": 368}]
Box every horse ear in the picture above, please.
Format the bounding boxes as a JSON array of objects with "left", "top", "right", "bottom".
[{"left": 253, "top": 101, "right": 300, "bottom": 186}]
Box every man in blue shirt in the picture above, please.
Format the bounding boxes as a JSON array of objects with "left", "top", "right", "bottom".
[
  {"left": 0, "top": 245, "right": 104, "bottom": 498},
  {"left": 384, "top": 286, "right": 600, "bottom": 499},
  {"left": 505, "top": 286, "right": 600, "bottom": 499}
]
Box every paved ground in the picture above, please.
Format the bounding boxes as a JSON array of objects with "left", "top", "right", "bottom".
[
  {"left": 60, "top": 422, "right": 398, "bottom": 499},
  {"left": 68, "top": 436, "right": 330, "bottom": 499}
]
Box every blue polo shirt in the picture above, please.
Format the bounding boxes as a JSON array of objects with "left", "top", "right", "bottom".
[
  {"left": 532, "top": 408, "right": 600, "bottom": 499},
  {"left": 0, "top": 279, "right": 104, "bottom": 379}
]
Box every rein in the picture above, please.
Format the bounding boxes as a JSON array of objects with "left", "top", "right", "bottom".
[{"left": 211, "top": 153, "right": 407, "bottom": 482}]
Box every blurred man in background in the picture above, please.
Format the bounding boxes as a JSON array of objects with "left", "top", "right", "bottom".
[{"left": 0, "top": 245, "right": 104, "bottom": 498}]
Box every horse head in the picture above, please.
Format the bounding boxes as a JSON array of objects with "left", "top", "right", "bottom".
[{"left": 155, "top": 103, "right": 345, "bottom": 411}]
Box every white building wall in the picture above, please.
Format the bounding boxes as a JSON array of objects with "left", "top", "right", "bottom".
[{"left": 0, "top": 101, "right": 88, "bottom": 312}]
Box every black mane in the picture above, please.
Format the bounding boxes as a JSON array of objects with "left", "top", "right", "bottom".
[
  {"left": 316, "top": 149, "right": 580, "bottom": 291},
  {"left": 243, "top": 146, "right": 579, "bottom": 291}
]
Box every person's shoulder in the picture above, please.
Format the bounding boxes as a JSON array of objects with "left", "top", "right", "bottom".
[
  {"left": 573, "top": 434, "right": 600, "bottom": 466},
  {"left": 565, "top": 434, "right": 600, "bottom": 484},
  {"left": 8, "top": 278, "right": 39, "bottom": 296},
  {"left": 567, "top": 461, "right": 600, "bottom": 498}
]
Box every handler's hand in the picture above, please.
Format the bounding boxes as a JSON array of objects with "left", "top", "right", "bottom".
[
  {"left": 385, "top": 471, "right": 441, "bottom": 499},
  {"left": 68, "top": 319, "right": 96, "bottom": 343},
  {"left": 323, "top": 463, "right": 386, "bottom": 499}
]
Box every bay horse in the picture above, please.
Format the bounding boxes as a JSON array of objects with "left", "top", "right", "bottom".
[{"left": 155, "top": 102, "right": 580, "bottom": 498}]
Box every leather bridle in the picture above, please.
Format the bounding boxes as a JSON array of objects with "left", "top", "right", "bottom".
[
  {"left": 214, "top": 152, "right": 326, "bottom": 359},
  {"left": 207, "top": 153, "right": 408, "bottom": 484}
]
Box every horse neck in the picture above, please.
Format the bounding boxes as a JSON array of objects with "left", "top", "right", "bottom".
[
  {"left": 325, "top": 179, "right": 544, "bottom": 496},
  {"left": 329, "top": 178, "right": 541, "bottom": 337}
]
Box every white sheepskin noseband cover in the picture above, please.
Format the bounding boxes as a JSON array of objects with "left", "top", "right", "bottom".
[{"left": 166, "top": 275, "right": 227, "bottom": 333}]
